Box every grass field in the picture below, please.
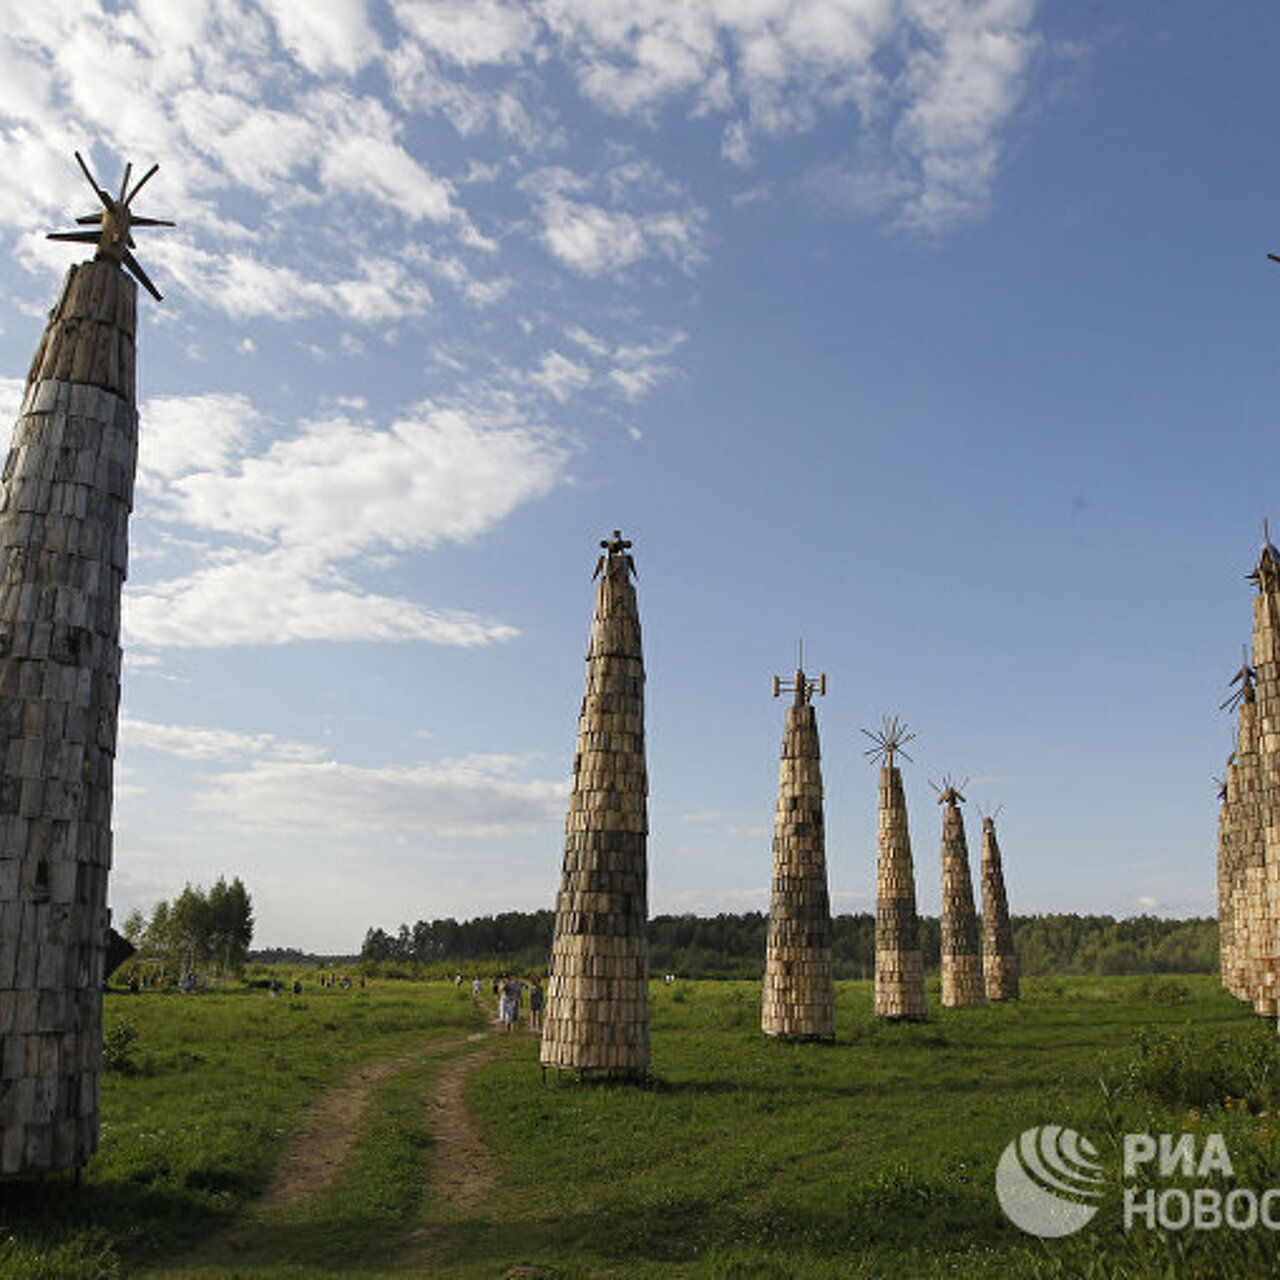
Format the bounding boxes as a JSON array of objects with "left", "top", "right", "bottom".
[{"left": 2, "top": 974, "right": 1279, "bottom": 1278}]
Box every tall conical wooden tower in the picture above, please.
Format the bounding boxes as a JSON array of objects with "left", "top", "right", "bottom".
[
  {"left": 863, "top": 717, "right": 926, "bottom": 1020},
  {"left": 937, "top": 780, "right": 984, "bottom": 1008},
  {"left": 541, "top": 531, "right": 649, "bottom": 1077},
  {"left": 0, "top": 153, "right": 169, "bottom": 1176},
  {"left": 1216, "top": 649, "right": 1258, "bottom": 1003},
  {"left": 762, "top": 655, "right": 834, "bottom": 1040},
  {"left": 979, "top": 811, "right": 1019, "bottom": 1002},
  {"left": 1217, "top": 531, "right": 1280, "bottom": 1016}
]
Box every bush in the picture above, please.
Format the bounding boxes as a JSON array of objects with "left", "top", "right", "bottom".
[
  {"left": 1119, "top": 1026, "right": 1280, "bottom": 1112},
  {"left": 102, "top": 1021, "right": 138, "bottom": 1075}
]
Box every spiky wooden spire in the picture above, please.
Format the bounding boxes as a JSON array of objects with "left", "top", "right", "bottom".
[{"left": 46, "top": 151, "right": 173, "bottom": 301}]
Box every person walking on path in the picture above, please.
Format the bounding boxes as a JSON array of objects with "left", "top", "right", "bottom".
[
  {"left": 498, "top": 975, "right": 523, "bottom": 1031},
  {"left": 528, "top": 977, "right": 544, "bottom": 1032}
]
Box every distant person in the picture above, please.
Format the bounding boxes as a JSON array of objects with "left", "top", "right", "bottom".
[
  {"left": 528, "top": 977, "right": 544, "bottom": 1032},
  {"left": 499, "top": 975, "right": 523, "bottom": 1031},
  {"left": 292, "top": 979, "right": 302, "bottom": 996}
]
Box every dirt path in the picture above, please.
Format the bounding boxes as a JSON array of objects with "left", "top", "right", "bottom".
[
  {"left": 260, "top": 1030, "right": 498, "bottom": 1211},
  {"left": 423, "top": 1039, "right": 500, "bottom": 1209},
  {"left": 261, "top": 1046, "right": 426, "bottom": 1208},
  {"left": 155, "top": 1027, "right": 511, "bottom": 1280}
]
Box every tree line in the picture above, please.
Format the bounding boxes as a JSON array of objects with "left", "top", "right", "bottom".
[
  {"left": 122, "top": 877, "right": 255, "bottom": 979},
  {"left": 360, "top": 911, "right": 1218, "bottom": 979}
]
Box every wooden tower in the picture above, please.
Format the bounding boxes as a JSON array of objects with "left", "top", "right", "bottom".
[
  {"left": 541, "top": 531, "right": 649, "bottom": 1076},
  {"left": 863, "top": 717, "right": 926, "bottom": 1020},
  {"left": 978, "top": 810, "right": 1019, "bottom": 1002},
  {"left": 1218, "top": 647, "right": 1259, "bottom": 1003},
  {"left": 1217, "top": 529, "right": 1280, "bottom": 1016},
  {"left": 761, "top": 652, "right": 834, "bottom": 1040},
  {"left": 0, "top": 153, "right": 169, "bottom": 1176},
  {"left": 937, "top": 779, "right": 984, "bottom": 1008}
]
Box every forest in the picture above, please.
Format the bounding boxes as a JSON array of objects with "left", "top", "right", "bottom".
[{"left": 357, "top": 911, "right": 1218, "bottom": 979}]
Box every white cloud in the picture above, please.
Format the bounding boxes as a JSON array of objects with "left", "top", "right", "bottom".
[
  {"left": 564, "top": 324, "right": 610, "bottom": 357},
  {"left": 721, "top": 119, "right": 752, "bottom": 167},
  {"left": 527, "top": 0, "right": 1036, "bottom": 232},
  {"left": 174, "top": 90, "right": 317, "bottom": 194},
  {"left": 149, "top": 240, "right": 435, "bottom": 324},
  {"left": 521, "top": 164, "right": 706, "bottom": 276},
  {"left": 259, "top": 0, "right": 382, "bottom": 76},
  {"left": 892, "top": 0, "right": 1038, "bottom": 231},
  {"left": 392, "top": 0, "right": 539, "bottom": 67},
  {"left": 125, "top": 549, "right": 521, "bottom": 648},
  {"left": 164, "top": 398, "right": 569, "bottom": 558},
  {"left": 606, "top": 330, "right": 687, "bottom": 400},
  {"left": 531, "top": 350, "right": 592, "bottom": 402},
  {"left": 387, "top": 37, "right": 552, "bottom": 148},
  {"left": 198, "top": 753, "right": 567, "bottom": 837},
  {"left": 310, "top": 89, "right": 462, "bottom": 224},
  {"left": 0, "top": 376, "right": 24, "bottom": 427},
  {"left": 139, "top": 392, "right": 263, "bottom": 487},
  {"left": 125, "top": 390, "right": 571, "bottom": 649},
  {"left": 539, "top": 0, "right": 722, "bottom": 118},
  {"left": 121, "top": 715, "right": 324, "bottom": 763},
  {"left": 544, "top": 201, "right": 648, "bottom": 275}
]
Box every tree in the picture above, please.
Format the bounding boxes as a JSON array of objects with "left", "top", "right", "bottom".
[
  {"left": 122, "top": 907, "right": 147, "bottom": 947},
  {"left": 133, "top": 878, "right": 254, "bottom": 980},
  {"left": 207, "top": 876, "right": 253, "bottom": 974},
  {"left": 144, "top": 900, "right": 172, "bottom": 968}
]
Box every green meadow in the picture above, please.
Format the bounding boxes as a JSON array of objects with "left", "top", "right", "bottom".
[{"left": 2, "top": 975, "right": 1280, "bottom": 1278}]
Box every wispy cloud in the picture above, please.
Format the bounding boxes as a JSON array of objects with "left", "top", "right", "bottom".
[
  {"left": 198, "top": 753, "right": 567, "bottom": 838},
  {"left": 120, "top": 715, "right": 324, "bottom": 763},
  {"left": 126, "top": 550, "right": 520, "bottom": 648},
  {"left": 520, "top": 164, "right": 706, "bottom": 277}
]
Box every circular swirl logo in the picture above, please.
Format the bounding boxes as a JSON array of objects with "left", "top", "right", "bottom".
[{"left": 995, "top": 1125, "right": 1105, "bottom": 1238}]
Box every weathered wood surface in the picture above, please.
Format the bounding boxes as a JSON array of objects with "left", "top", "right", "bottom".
[
  {"left": 762, "top": 694, "right": 834, "bottom": 1040},
  {"left": 979, "top": 817, "right": 1019, "bottom": 1002},
  {"left": 939, "top": 801, "right": 984, "bottom": 1008},
  {"left": 0, "top": 262, "right": 137, "bottom": 1175},
  {"left": 26, "top": 262, "right": 137, "bottom": 402},
  {"left": 1217, "top": 544, "right": 1280, "bottom": 1020},
  {"left": 541, "top": 544, "right": 649, "bottom": 1076},
  {"left": 874, "top": 765, "right": 926, "bottom": 1020}
]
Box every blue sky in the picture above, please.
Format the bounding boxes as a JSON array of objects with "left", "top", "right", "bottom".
[{"left": 0, "top": 1, "right": 1271, "bottom": 951}]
